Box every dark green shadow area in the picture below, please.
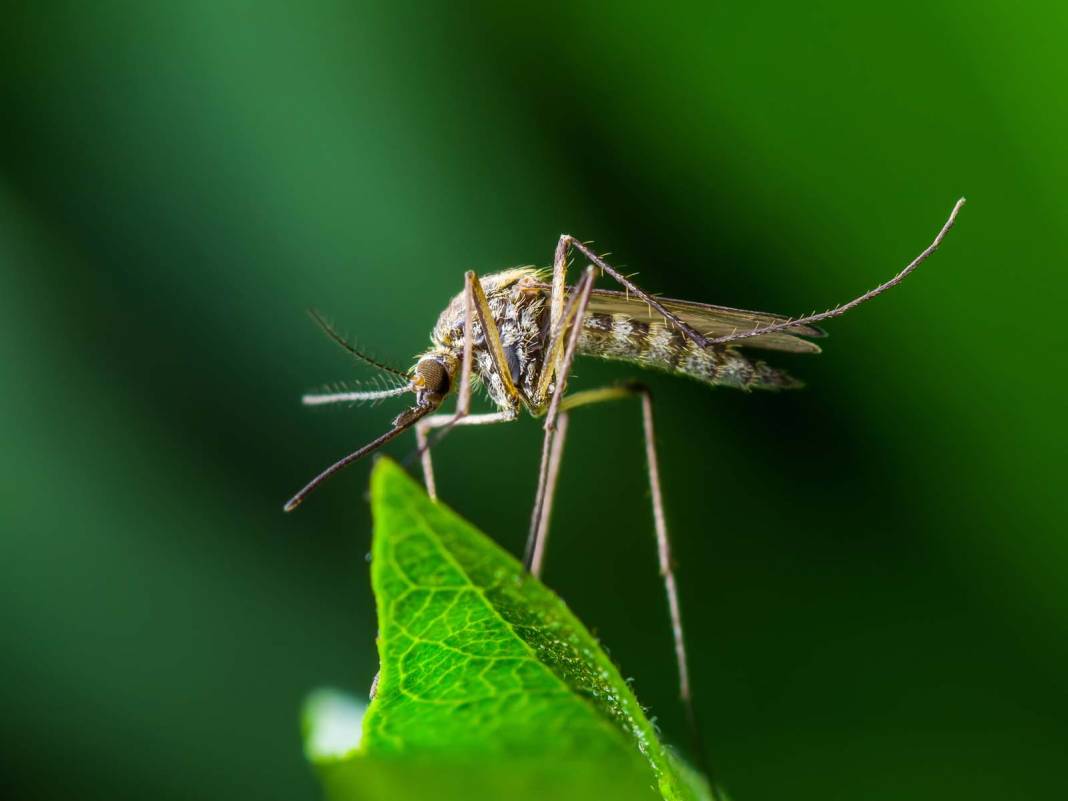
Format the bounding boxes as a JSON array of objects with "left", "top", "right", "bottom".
[{"left": 2, "top": 3, "right": 1065, "bottom": 801}]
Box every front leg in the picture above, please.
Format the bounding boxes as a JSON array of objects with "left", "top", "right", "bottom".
[
  {"left": 415, "top": 410, "right": 517, "bottom": 499},
  {"left": 416, "top": 270, "right": 525, "bottom": 497},
  {"left": 437, "top": 270, "right": 525, "bottom": 431}
]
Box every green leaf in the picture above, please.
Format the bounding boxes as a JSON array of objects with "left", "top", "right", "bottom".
[{"left": 309, "top": 458, "right": 714, "bottom": 801}]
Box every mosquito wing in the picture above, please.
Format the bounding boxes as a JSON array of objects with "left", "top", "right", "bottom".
[{"left": 534, "top": 284, "right": 825, "bottom": 353}]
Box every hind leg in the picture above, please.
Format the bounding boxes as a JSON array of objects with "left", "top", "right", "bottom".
[{"left": 525, "top": 382, "right": 705, "bottom": 767}]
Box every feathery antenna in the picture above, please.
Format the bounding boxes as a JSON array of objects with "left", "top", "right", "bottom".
[
  {"left": 307, "top": 308, "right": 409, "bottom": 378},
  {"left": 303, "top": 385, "right": 411, "bottom": 405}
]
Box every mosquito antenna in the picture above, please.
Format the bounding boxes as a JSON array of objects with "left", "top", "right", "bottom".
[
  {"left": 303, "top": 385, "right": 412, "bottom": 406},
  {"left": 307, "top": 308, "right": 409, "bottom": 379},
  {"left": 283, "top": 404, "right": 434, "bottom": 512},
  {"left": 708, "top": 197, "right": 966, "bottom": 346}
]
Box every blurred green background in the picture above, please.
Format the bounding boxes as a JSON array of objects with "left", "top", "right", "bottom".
[{"left": 2, "top": 2, "right": 1065, "bottom": 800}]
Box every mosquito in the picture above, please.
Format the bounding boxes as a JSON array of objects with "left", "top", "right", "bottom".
[{"left": 284, "top": 198, "right": 965, "bottom": 760}]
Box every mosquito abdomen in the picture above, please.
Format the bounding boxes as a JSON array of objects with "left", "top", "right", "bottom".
[{"left": 578, "top": 312, "right": 801, "bottom": 390}]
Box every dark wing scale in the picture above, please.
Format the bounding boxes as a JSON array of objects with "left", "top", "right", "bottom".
[{"left": 532, "top": 283, "right": 825, "bottom": 354}]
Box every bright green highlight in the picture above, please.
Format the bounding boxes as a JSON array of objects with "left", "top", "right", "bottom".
[{"left": 302, "top": 688, "right": 366, "bottom": 762}]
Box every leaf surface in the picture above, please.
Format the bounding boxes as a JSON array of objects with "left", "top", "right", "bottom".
[{"left": 309, "top": 458, "right": 712, "bottom": 801}]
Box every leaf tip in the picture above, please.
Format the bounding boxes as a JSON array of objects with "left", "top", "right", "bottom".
[{"left": 370, "top": 455, "right": 406, "bottom": 493}]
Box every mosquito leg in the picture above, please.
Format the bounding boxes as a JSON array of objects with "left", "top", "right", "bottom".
[
  {"left": 706, "top": 197, "right": 966, "bottom": 345},
  {"left": 542, "top": 267, "right": 595, "bottom": 434},
  {"left": 415, "top": 424, "right": 437, "bottom": 499},
  {"left": 454, "top": 271, "right": 478, "bottom": 419},
  {"left": 554, "top": 199, "right": 965, "bottom": 354},
  {"left": 533, "top": 231, "right": 713, "bottom": 410},
  {"left": 533, "top": 249, "right": 598, "bottom": 403},
  {"left": 413, "top": 410, "right": 517, "bottom": 499},
  {"left": 438, "top": 270, "right": 523, "bottom": 432},
  {"left": 526, "top": 411, "right": 569, "bottom": 577},
  {"left": 414, "top": 270, "right": 523, "bottom": 493},
  {"left": 526, "top": 425, "right": 556, "bottom": 569},
  {"left": 419, "top": 411, "right": 518, "bottom": 430},
  {"left": 633, "top": 387, "right": 705, "bottom": 767},
  {"left": 526, "top": 267, "right": 595, "bottom": 561},
  {"left": 409, "top": 273, "right": 475, "bottom": 497},
  {"left": 529, "top": 382, "right": 706, "bottom": 771},
  {"left": 555, "top": 234, "right": 713, "bottom": 349}
]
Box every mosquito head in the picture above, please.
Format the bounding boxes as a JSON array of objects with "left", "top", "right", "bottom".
[
  {"left": 413, "top": 357, "right": 449, "bottom": 404},
  {"left": 412, "top": 352, "right": 457, "bottom": 407}
]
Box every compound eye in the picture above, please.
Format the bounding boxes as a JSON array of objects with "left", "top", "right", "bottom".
[{"left": 416, "top": 358, "right": 450, "bottom": 398}]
